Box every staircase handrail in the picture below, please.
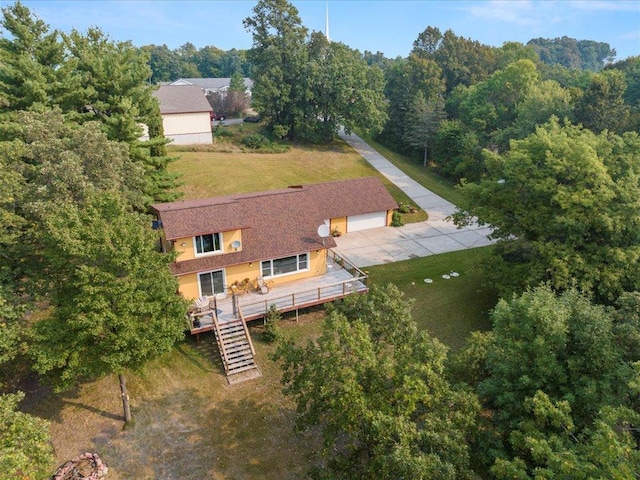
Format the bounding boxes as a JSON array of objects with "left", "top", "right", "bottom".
[{"left": 236, "top": 306, "right": 256, "bottom": 358}]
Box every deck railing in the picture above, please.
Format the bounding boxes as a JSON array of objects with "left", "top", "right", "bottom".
[
  {"left": 237, "top": 251, "right": 368, "bottom": 321},
  {"left": 328, "top": 249, "right": 368, "bottom": 285},
  {"left": 186, "top": 249, "right": 368, "bottom": 330}
]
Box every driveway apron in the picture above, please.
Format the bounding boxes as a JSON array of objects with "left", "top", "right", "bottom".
[{"left": 333, "top": 129, "right": 495, "bottom": 268}]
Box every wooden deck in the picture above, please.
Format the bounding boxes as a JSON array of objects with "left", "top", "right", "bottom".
[{"left": 187, "top": 251, "right": 368, "bottom": 333}]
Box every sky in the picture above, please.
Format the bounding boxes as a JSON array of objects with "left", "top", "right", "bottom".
[{"left": 7, "top": 0, "right": 640, "bottom": 62}]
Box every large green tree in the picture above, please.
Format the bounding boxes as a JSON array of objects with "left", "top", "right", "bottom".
[
  {"left": 454, "top": 287, "right": 640, "bottom": 478},
  {"left": 412, "top": 26, "right": 496, "bottom": 93},
  {"left": 142, "top": 44, "right": 183, "bottom": 83},
  {"left": 574, "top": 68, "right": 631, "bottom": 134},
  {"left": 453, "top": 118, "right": 640, "bottom": 302},
  {"left": 244, "top": 0, "right": 308, "bottom": 139},
  {"left": 244, "top": 0, "right": 386, "bottom": 142},
  {"left": 304, "top": 32, "right": 387, "bottom": 141},
  {"left": 0, "top": 1, "right": 66, "bottom": 114},
  {"left": 381, "top": 53, "right": 445, "bottom": 153},
  {"left": 29, "top": 193, "right": 188, "bottom": 421},
  {"left": 431, "top": 119, "right": 482, "bottom": 181},
  {"left": 452, "top": 59, "right": 540, "bottom": 149},
  {"left": 274, "top": 284, "right": 480, "bottom": 479}
]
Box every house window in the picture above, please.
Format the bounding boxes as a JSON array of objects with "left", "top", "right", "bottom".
[
  {"left": 261, "top": 253, "right": 309, "bottom": 278},
  {"left": 199, "top": 270, "right": 224, "bottom": 297},
  {"left": 194, "top": 233, "right": 222, "bottom": 255}
]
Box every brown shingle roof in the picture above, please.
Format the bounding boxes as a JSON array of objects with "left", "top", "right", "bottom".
[
  {"left": 153, "top": 85, "right": 212, "bottom": 114},
  {"left": 151, "top": 177, "right": 398, "bottom": 275}
]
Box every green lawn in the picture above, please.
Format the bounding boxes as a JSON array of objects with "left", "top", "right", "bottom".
[
  {"left": 168, "top": 127, "right": 426, "bottom": 222},
  {"left": 366, "top": 247, "right": 497, "bottom": 352}
]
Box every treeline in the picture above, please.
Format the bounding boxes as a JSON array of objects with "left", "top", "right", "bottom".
[
  {"left": 142, "top": 43, "right": 252, "bottom": 83},
  {"left": 528, "top": 36, "right": 616, "bottom": 71},
  {"left": 380, "top": 27, "right": 639, "bottom": 180},
  {"left": 0, "top": 3, "right": 188, "bottom": 476}
]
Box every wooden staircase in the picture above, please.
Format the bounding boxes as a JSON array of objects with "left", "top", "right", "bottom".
[{"left": 213, "top": 315, "right": 260, "bottom": 384}]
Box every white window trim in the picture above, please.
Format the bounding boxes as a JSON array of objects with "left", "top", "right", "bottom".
[
  {"left": 197, "top": 268, "right": 227, "bottom": 298},
  {"left": 193, "top": 232, "right": 224, "bottom": 257},
  {"left": 261, "top": 253, "right": 309, "bottom": 279}
]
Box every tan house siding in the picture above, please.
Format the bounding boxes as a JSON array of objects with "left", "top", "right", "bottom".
[
  {"left": 330, "top": 217, "right": 347, "bottom": 236},
  {"left": 178, "top": 272, "right": 202, "bottom": 300},
  {"left": 173, "top": 229, "right": 243, "bottom": 262},
  {"left": 177, "top": 248, "right": 327, "bottom": 300}
]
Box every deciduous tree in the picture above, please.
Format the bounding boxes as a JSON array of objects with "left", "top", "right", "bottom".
[
  {"left": 29, "top": 193, "right": 188, "bottom": 421},
  {"left": 304, "top": 32, "right": 387, "bottom": 141},
  {"left": 468, "top": 287, "right": 640, "bottom": 477},
  {"left": 413, "top": 27, "right": 496, "bottom": 93},
  {"left": 244, "top": 0, "right": 308, "bottom": 139},
  {"left": 245, "top": 0, "right": 386, "bottom": 142},
  {"left": 382, "top": 53, "right": 444, "bottom": 153},
  {"left": 274, "top": 284, "right": 480, "bottom": 479},
  {"left": 574, "top": 69, "right": 631, "bottom": 134},
  {"left": 452, "top": 118, "right": 640, "bottom": 302}
]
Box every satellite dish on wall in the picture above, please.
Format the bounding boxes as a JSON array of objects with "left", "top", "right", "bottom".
[
  {"left": 231, "top": 240, "right": 241, "bottom": 251},
  {"left": 317, "top": 224, "right": 330, "bottom": 246}
]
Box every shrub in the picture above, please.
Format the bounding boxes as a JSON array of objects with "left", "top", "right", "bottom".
[
  {"left": 391, "top": 210, "right": 404, "bottom": 227},
  {"left": 213, "top": 125, "right": 233, "bottom": 138},
  {"left": 272, "top": 124, "right": 289, "bottom": 139},
  {"left": 398, "top": 204, "right": 411, "bottom": 214},
  {"left": 242, "top": 133, "right": 270, "bottom": 149},
  {"left": 263, "top": 304, "right": 282, "bottom": 343}
]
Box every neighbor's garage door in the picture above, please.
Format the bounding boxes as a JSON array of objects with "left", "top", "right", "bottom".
[{"left": 347, "top": 211, "right": 387, "bottom": 232}]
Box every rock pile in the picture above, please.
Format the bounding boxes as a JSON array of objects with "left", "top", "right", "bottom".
[{"left": 52, "top": 452, "right": 108, "bottom": 479}]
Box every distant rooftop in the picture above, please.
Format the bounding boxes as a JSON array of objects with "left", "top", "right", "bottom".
[
  {"left": 153, "top": 85, "right": 212, "bottom": 114},
  {"left": 166, "top": 77, "right": 253, "bottom": 92}
]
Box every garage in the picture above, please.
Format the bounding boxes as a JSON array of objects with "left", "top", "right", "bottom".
[{"left": 347, "top": 211, "right": 387, "bottom": 232}]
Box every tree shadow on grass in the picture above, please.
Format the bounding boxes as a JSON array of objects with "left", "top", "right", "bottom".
[
  {"left": 175, "top": 337, "right": 221, "bottom": 374},
  {"left": 59, "top": 399, "right": 122, "bottom": 421},
  {"left": 16, "top": 370, "right": 77, "bottom": 422}
]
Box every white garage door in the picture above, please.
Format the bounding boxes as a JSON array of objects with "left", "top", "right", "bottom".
[{"left": 347, "top": 212, "right": 387, "bottom": 232}]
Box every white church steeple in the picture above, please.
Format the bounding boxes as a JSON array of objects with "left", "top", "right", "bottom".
[{"left": 325, "top": 2, "right": 330, "bottom": 41}]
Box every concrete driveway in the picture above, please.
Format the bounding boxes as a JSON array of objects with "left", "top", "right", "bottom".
[{"left": 332, "top": 130, "right": 495, "bottom": 268}]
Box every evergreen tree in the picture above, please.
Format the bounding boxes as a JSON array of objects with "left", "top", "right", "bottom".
[
  {"left": 0, "top": 3, "right": 181, "bottom": 207},
  {"left": 403, "top": 90, "right": 446, "bottom": 166}
]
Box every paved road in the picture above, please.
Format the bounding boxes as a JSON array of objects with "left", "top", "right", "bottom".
[{"left": 333, "top": 129, "right": 495, "bottom": 268}]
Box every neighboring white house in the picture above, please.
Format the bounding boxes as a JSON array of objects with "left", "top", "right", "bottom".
[
  {"left": 153, "top": 85, "right": 213, "bottom": 145},
  {"left": 168, "top": 77, "right": 253, "bottom": 97}
]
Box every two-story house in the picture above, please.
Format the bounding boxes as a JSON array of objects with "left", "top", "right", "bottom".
[
  {"left": 151, "top": 177, "right": 397, "bottom": 380},
  {"left": 151, "top": 176, "right": 397, "bottom": 312}
]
